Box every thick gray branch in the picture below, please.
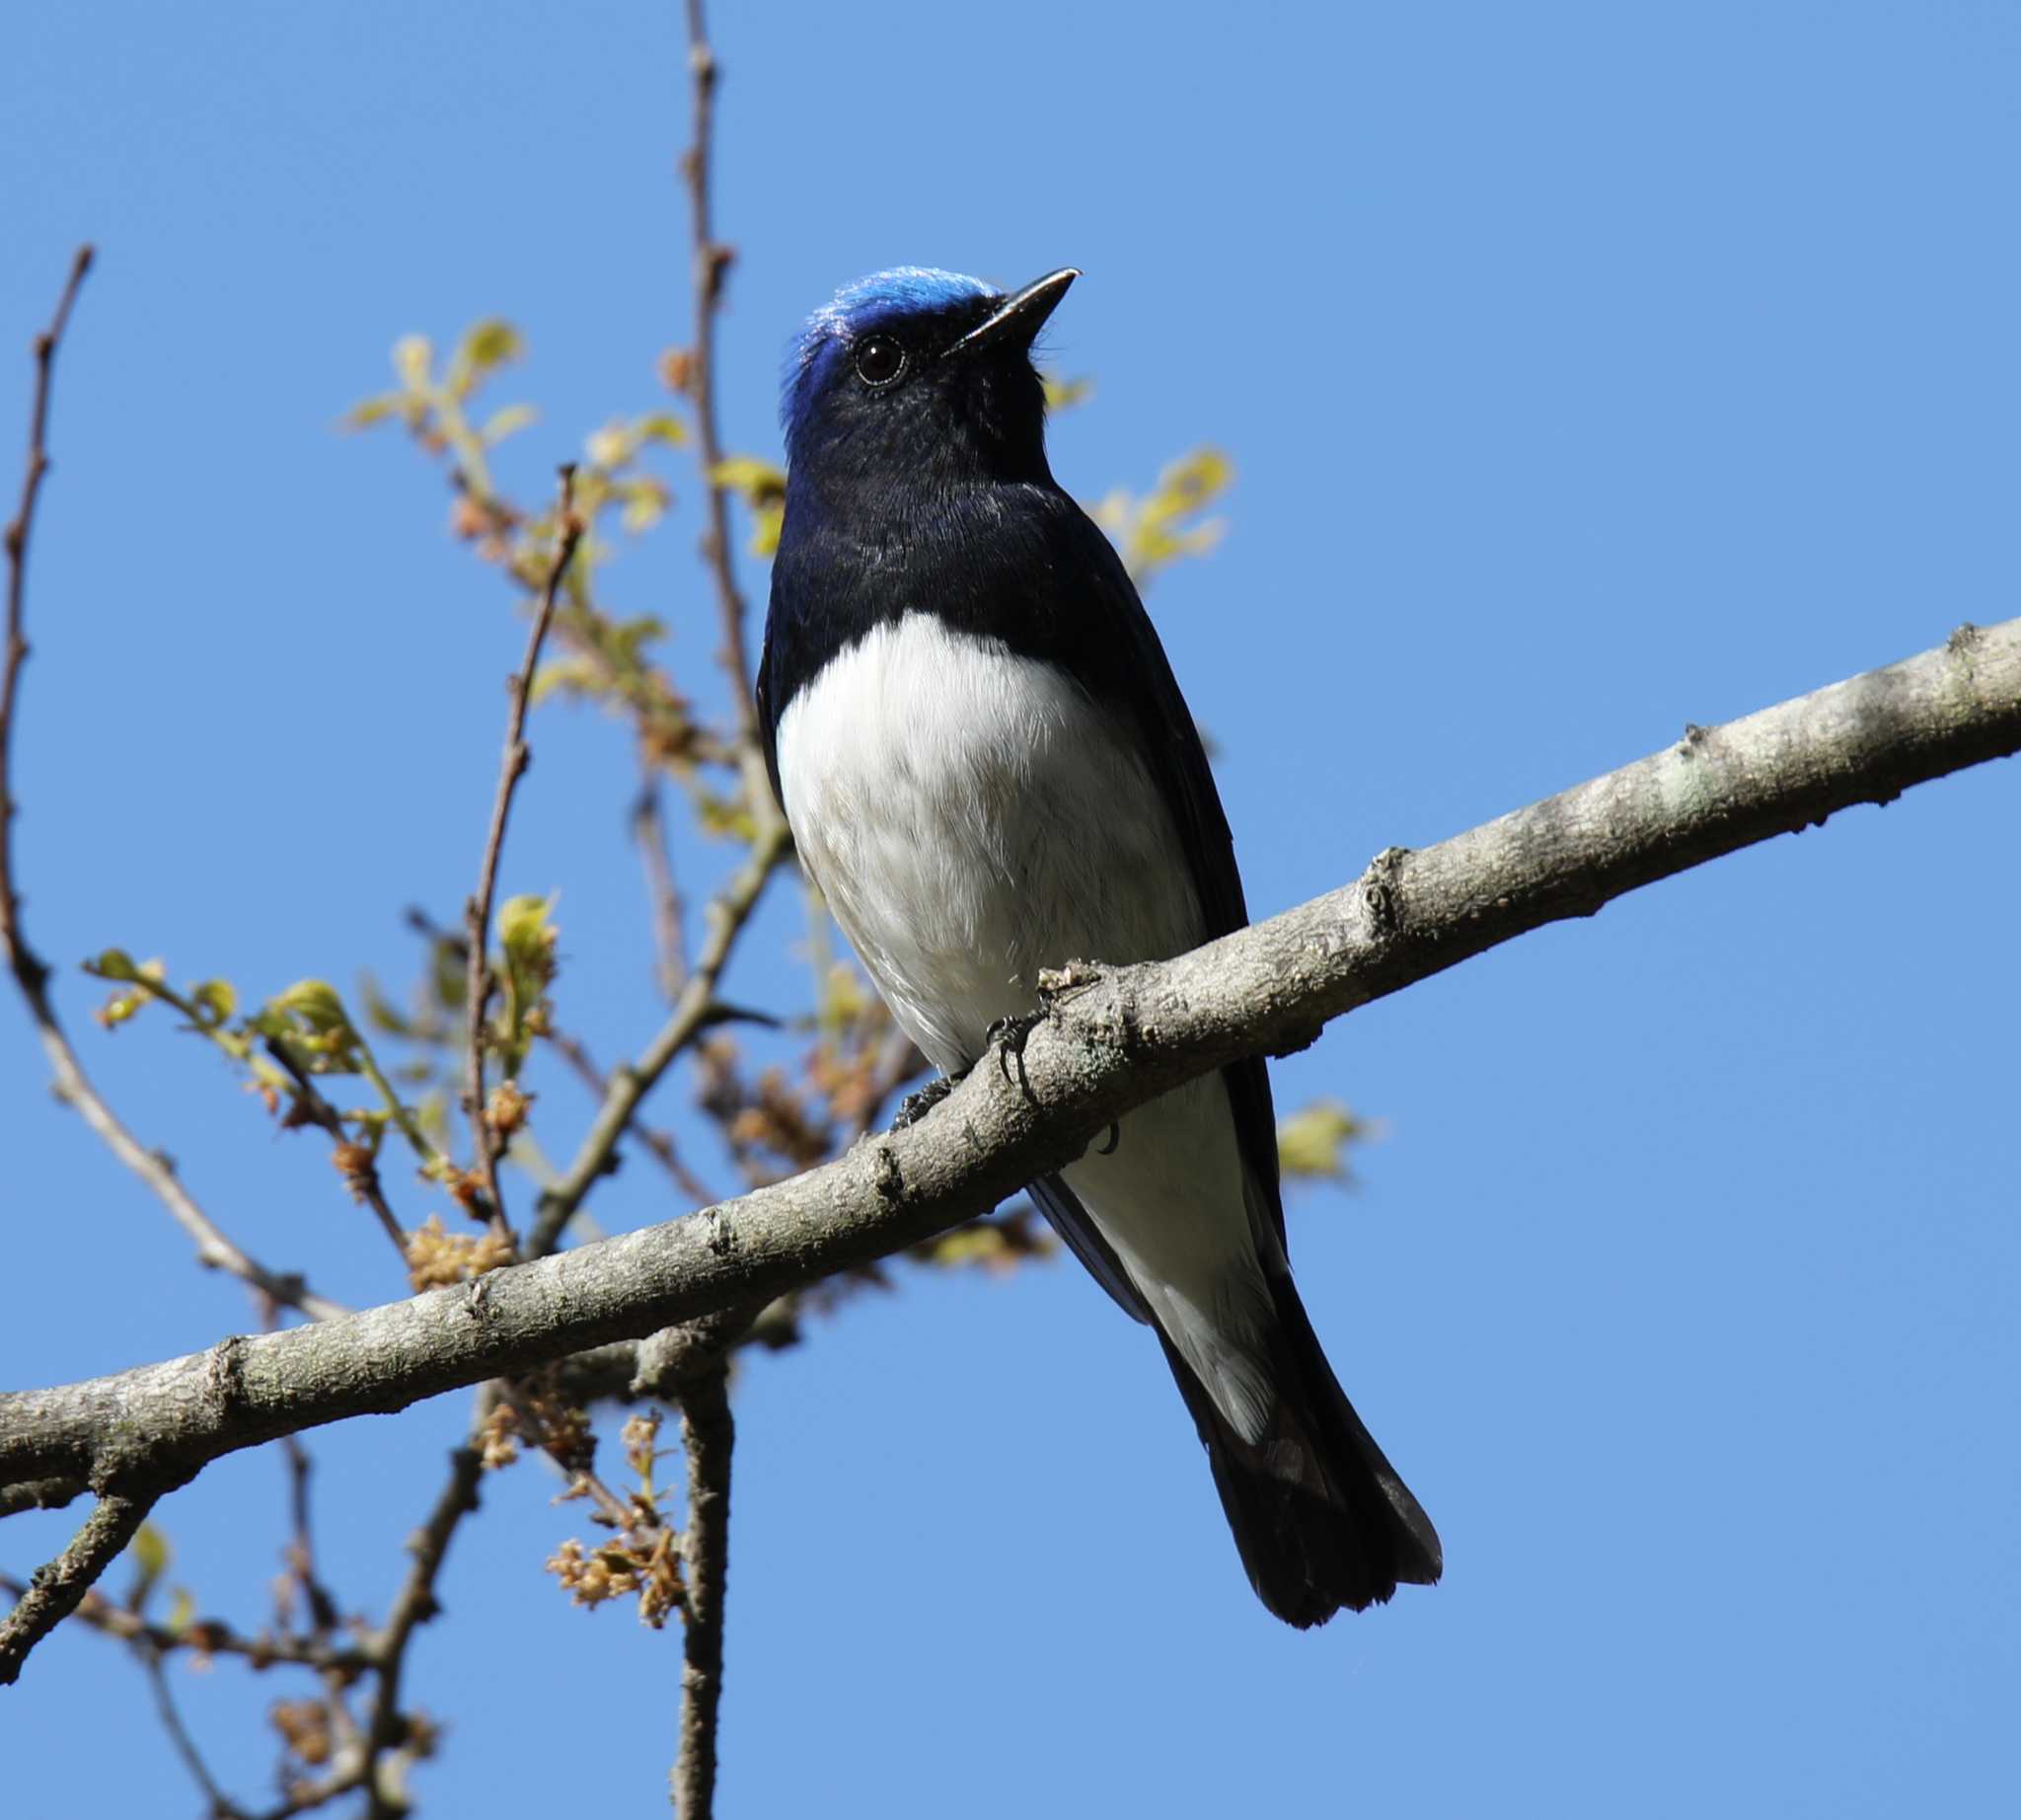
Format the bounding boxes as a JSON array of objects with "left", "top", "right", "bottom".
[{"left": 2, "top": 619, "right": 2015, "bottom": 1521}]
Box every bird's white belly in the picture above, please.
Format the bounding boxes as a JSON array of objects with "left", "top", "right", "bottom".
[
  {"left": 777, "top": 612, "right": 1200, "bottom": 1064},
  {"left": 777, "top": 613, "right": 1273, "bottom": 1423}
]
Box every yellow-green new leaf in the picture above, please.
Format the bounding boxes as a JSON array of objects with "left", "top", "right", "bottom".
[
  {"left": 454, "top": 318, "right": 524, "bottom": 380},
  {"left": 127, "top": 1522, "right": 171, "bottom": 1612},
  {"left": 392, "top": 334, "right": 433, "bottom": 392},
  {"left": 585, "top": 419, "right": 638, "bottom": 470},
  {"left": 273, "top": 978, "right": 348, "bottom": 1034},
  {"left": 481, "top": 403, "right": 538, "bottom": 445},
  {"left": 1277, "top": 1098, "right": 1370, "bottom": 1183},
  {"left": 710, "top": 455, "right": 786, "bottom": 504},
  {"left": 342, "top": 393, "right": 407, "bottom": 430},
  {"left": 1043, "top": 374, "right": 1093, "bottom": 413}
]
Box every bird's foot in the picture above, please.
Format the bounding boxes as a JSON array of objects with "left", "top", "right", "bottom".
[
  {"left": 986, "top": 966, "right": 1103, "bottom": 1101},
  {"left": 986, "top": 1009, "right": 1049, "bottom": 1099},
  {"left": 890, "top": 1071, "right": 962, "bottom": 1131}
]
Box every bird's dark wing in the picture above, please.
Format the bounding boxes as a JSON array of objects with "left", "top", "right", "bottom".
[
  {"left": 1027, "top": 1175, "right": 1152, "bottom": 1323},
  {"left": 754, "top": 639, "right": 785, "bottom": 817},
  {"left": 1038, "top": 493, "right": 1288, "bottom": 1255}
]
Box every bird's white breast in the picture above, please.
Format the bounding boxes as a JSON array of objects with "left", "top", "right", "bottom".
[{"left": 775, "top": 611, "right": 1203, "bottom": 1073}]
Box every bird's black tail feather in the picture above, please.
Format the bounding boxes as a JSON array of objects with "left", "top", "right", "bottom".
[{"left": 1160, "top": 1274, "right": 1442, "bottom": 1628}]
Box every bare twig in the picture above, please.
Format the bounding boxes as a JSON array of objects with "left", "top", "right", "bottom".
[
  {"left": 250, "top": 1763, "right": 373, "bottom": 1820},
  {"left": 530, "top": 813, "right": 789, "bottom": 1256},
  {"left": 0, "top": 1575, "right": 375, "bottom": 1673},
  {"left": 543, "top": 1023, "right": 719, "bottom": 1206},
  {"left": 0, "top": 1490, "right": 158, "bottom": 1684},
  {"left": 141, "top": 1640, "right": 247, "bottom": 1819},
  {"left": 635, "top": 769, "right": 690, "bottom": 999},
  {"left": 0, "top": 249, "right": 343, "bottom": 1327},
  {"left": 362, "top": 1405, "right": 489, "bottom": 1820},
  {"left": 679, "top": 0, "right": 756, "bottom": 743},
  {"left": 4, "top": 618, "right": 2017, "bottom": 1553},
  {"left": 15, "top": 1024, "right": 344, "bottom": 1320},
  {"left": 1, "top": 243, "right": 91, "bottom": 989},
  {"left": 1, "top": 1476, "right": 87, "bottom": 1517},
  {"left": 265, "top": 1040, "right": 410, "bottom": 1260},
  {"left": 464, "top": 465, "right": 583, "bottom": 1231},
  {"left": 671, "top": 1361, "right": 732, "bottom": 1820}
]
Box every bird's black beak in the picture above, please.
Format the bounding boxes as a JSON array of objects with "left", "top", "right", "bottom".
[{"left": 944, "top": 267, "right": 1079, "bottom": 358}]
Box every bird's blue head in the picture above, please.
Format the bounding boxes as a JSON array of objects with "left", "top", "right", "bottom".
[{"left": 780, "top": 266, "right": 1078, "bottom": 487}]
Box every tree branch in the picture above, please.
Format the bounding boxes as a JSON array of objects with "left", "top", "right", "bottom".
[
  {"left": 2, "top": 243, "right": 91, "bottom": 991},
  {"left": 361, "top": 1409, "right": 489, "bottom": 1820},
  {"left": 529, "top": 814, "right": 789, "bottom": 1256},
  {"left": 0, "top": 1573, "right": 376, "bottom": 1674},
  {"left": 635, "top": 769, "right": 691, "bottom": 1002},
  {"left": 0, "top": 248, "right": 344, "bottom": 1327},
  {"left": 0, "top": 1489, "right": 158, "bottom": 1684},
  {"left": 3, "top": 618, "right": 2016, "bottom": 1639},
  {"left": 464, "top": 465, "right": 583, "bottom": 1231},
  {"left": 678, "top": 0, "right": 756, "bottom": 744},
  {"left": 544, "top": 1022, "right": 720, "bottom": 1207},
  {"left": 140, "top": 1638, "right": 246, "bottom": 1819},
  {"left": 671, "top": 1362, "right": 731, "bottom": 1820}
]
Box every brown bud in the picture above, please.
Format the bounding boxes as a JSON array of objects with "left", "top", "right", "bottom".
[
  {"left": 657, "top": 346, "right": 697, "bottom": 395},
  {"left": 485, "top": 1081, "right": 533, "bottom": 1138}
]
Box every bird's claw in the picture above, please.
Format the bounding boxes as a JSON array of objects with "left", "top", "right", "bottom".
[
  {"left": 890, "top": 1073, "right": 959, "bottom": 1131},
  {"left": 986, "top": 1009, "right": 1050, "bottom": 1098}
]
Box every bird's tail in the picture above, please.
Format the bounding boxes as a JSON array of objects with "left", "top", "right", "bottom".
[{"left": 1160, "top": 1273, "right": 1442, "bottom": 1628}]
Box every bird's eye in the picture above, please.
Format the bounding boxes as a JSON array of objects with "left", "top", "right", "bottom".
[{"left": 853, "top": 334, "right": 908, "bottom": 388}]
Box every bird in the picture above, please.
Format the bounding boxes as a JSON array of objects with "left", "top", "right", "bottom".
[{"left": 756, "top": 265, "right": 1441, "bottom": 1627}]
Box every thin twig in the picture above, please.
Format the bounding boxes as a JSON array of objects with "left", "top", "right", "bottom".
[
  {"left": 634, "top": 768, "right": 690, "bottom": 999},
  {"left": 543, "top": 1023, "right": 719, "bottom": 1206},
  {"left": 0, "top": 248, "right": 343, "bottom": 1327},
  {"left": 530, "top": 814, "right": 789, "bottom": 1256},
  {"left": 0, "top": 1489, "right": 157, "bottom": 1684},
  {"left": 18, "top": 1022, "right": 344, "bottom": 1320},
  {"left": 362, "top": 1398, "right": 490, "bottom": 1794},
  {"left": 1, "top": 243, "right": 91, "bottom": 990},
  {"left": 278, "top": 1433, "right": 339, "bottom": 1635},
  {"left": 671, "top": 1362, "right": 732, "bottom": 1820},
  {"left": 0, "top": 1476, "right": 87, "bottom": 1517},
  {"left": 265, "top": 1040, "right": 410, "bottom": 1260},
  {"left": 679, "top": 0, "right": 756, "bottom": 744},
  {"left": 250, "top": 1763, "right": 373, "bottom": 1820},
  {"left": 464, "top": 466, "right": 583, "bottom": 1232},
  {"left": 141, "top": 1640, "right": 247, "bottom": 1818},
  {"left": 0, "top": 1575, "right": 375, "bottom": 1672}
]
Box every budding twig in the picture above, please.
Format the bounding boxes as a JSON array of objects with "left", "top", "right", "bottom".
[{"left": 464, "top": 465, "right": 583, "bottom": 1234}]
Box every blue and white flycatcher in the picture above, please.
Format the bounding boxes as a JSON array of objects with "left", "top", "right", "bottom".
[{"left": 757, "top": 266, "right": 1441, "bottom": 1626}]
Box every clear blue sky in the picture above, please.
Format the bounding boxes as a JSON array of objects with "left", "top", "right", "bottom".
[{"left": 4, "top": 2, "right": 2016, "bottom": 1813}]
